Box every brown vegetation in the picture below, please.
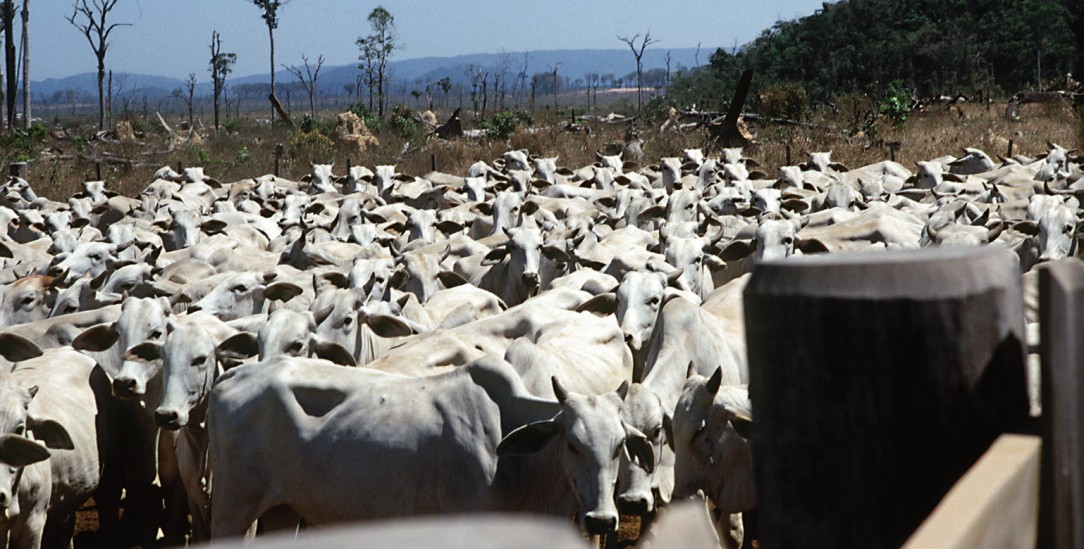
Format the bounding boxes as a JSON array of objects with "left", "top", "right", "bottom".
[{"left": 4, "top": 97, "right": 1080, "bottom": 202}]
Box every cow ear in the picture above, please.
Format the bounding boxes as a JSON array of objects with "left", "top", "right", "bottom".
[
  {"left": 0, "top": 334, "right": 44, "bottom": 363},
  {"left": 719, "top": 240, "right": 755, "bottom": 261},
  {"left": 662, "top": 413, "right": 674, "bottom": 450},
  {"left": 615, "top": 380, "right": 630, "bottom": 400},
  {"left": 72, "top": 323, "right": 120, "bottom": 352},
  {"left": 576, "top": 292, "right": 617, "bottom": 316},
  {"left": 124, "top": 342, "right": 163, "bottom": 363},
  {"left": 624, "top": 425, "right": 656, "bottom": 474},
  {"left": 730, "top": 416, "right": 753, "bottom": 440},
  {"left": 703, "top": 255, "right": 728, "bottom": 272},
  {"left": 551, "top": 376, "right": 569, "bottom": 403},
  {"left": 215, "top": 333, "right": 258, "bottom": 366},
  {"left": 0, "top": 434, "right": 51, "bottom": 467},
  {"left": 366, "top": 315, "right": 418, "bottom": 338},
  {"left": 541, "top": 245, "right": 570, "bottom": 262},
  {"left": 1012, "top": 220, "right": 1039, "bottom": 236},
  {"left": 310, "top": 340, "right": 357, "bottom": 367},
  {"left": 482, "top": 247, "right": 509, "bottom": 266},
  {"left": 26, "top": 417, "right": 75, "bottom": 450},
  {"left": 497, "top": 419, "right": 561, "bottom": 457},
  {"left": 797, "top": 238, "right": 831, "bottom": 254},
  {"left": 705, "top": 367, "right": 723, "bottom": 396},
  {"left": 321, "top": 272, "right": 351, "bottom": 290},
  {"left": 437, "top": 271, "right": 469, "bottom": 289},
  {"left": 265, "top": 282, "right": 304, "bottom": 302}
]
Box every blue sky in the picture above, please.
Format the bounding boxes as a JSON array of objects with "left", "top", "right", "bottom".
[{"left": 33, "top": 1, "right": 829, "bottom": 81}]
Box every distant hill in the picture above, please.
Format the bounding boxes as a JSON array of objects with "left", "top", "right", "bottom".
[{"left": 32, "top": 47, "right": 712, "bottom": 100}]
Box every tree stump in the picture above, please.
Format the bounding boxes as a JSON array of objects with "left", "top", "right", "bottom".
[{"left": 744, "top": 247, "right": 1030, "bottom": 548}]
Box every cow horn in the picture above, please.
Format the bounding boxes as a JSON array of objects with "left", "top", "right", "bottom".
[
  {"left": 926, "top": 221, "right": 942, "bottom": 242},
  {"left": 551, "top": 377, "right": 569, "bottom": 403},
  {"left": 986, "top": 220, "right": 1005, "bottom": 243}
]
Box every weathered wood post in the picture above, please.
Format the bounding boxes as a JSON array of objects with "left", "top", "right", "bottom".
[
  {"left": 744, "top": 247, "right": 1030, "bottom": 548},
  {"left": 8, "top": 161, "right": 26, "bottom": 179},
  {"left": 1038, "top": 258, "right": 1084, "bottom": 548}
]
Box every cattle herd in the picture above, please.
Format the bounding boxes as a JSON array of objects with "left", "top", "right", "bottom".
[{"left": 0, "top": 139, "right": 1080, "bottom": 548}]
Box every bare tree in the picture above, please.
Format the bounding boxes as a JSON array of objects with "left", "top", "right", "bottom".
[
  {"left": 209, "top": 30, "right": 237, "bottom": 129},
  {"left": 284, "top": 53, "right": 324, "bottom": 120},
  {"left": 172, "top": 73, "right": 196, "bottom": 128},
  {"left": 548, "top": 63, "right": 560, "bottom": 110},
  {"left": 665, "top": 50, "right": 672, "bottom": 87},
  {"left": 67, "top": 0, "right": 129, "bottom": 131},
  {"left": 249, "top": 0, "right": 288, "bottom": 125},
  {"left": 495, "top": 50, "right": 512, "bottom": 111},
  {"left": 4, "top": 0, "right": 15, "bottom": 130},
  {"left": 617, "top": 31, "right": 659, "bottom": 111},
  {"left": 514, "top": 52, "right": 529, "bottom": 108},
  {"left": 20, "top": 0, "right": 28, "bottom": 130}
]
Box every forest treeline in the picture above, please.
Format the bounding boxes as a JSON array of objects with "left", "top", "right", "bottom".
[{"left": 665, "top": 0, "right": 1080, "bottom": 114}]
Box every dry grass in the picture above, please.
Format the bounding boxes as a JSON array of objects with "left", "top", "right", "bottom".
[{"left": 8, "top": 98, "right": 1081, "bottom": 202}]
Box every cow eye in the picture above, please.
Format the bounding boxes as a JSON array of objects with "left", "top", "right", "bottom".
[
  {"left": 231, "top": 285, "right": 246, "bottom": 293},
  {"left": 1065, "top": 224, "right": 1074, "bottom": 234},
  {"left": 287, "top": 341, "right": 303, "bottom": 354},
  {"left": 648, "top": 296, "right": 660, "bottom": 306},
  {"left": 341, "top": 316, "right": 353, "bottom": 326},
  {"left": 191, "top": 355, "right": 207, "bottom": 366},
  {"left": 782, "top": 237, "right": 794, "bottom": 245},
  {"left": 694, "top": 420, "right": 707, "bottom": 438},
  {"left": 651, "top": 426, "right": 662, "bottom": 441},
  {"left": 20, "top": 295, "right": 35, "bottom": 305},
  {"left": 613, "top": 444, "right": 623, "bottom": 459},
  {"left": 13, "top": 424, "right": 24, "bottom": 436},
  {"left": 150, "top": 329, "right": 163, "bottom": 339}
]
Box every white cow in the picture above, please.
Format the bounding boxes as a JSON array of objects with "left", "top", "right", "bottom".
[{"left": 207, "top": 355, "right": 654, "bottom": 537}]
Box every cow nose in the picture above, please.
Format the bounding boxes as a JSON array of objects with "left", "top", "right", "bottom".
[
  {"left": 154, "top": 409, "right": 182, "bottom": 430},
  {"left": 522, "top": 272, "right": 539, "bottom": 286},
  {"left": 617, "top": 494, "right": 651, "bottom": 515},
  {"left": 583, "top": 512, "right": 618, "bottom": 535},
  {"left": 112, "top": 377, "right": 139, "bottom": 398}
]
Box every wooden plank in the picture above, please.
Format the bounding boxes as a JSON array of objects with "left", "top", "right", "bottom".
[
  {"left": 1038, "top": 258, "right": 1084, "bottom": 549},
  {"left": 903, "top": 434, "right": 1041, "bottom": 549},
  {"left": 744, "top": 247, "right": 1031, "bottom": 548}
]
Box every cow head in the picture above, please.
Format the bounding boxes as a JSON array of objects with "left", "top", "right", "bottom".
[
  {"left": 0, "top": 366, "right": 74, "bottom": 520},
  {"left": 669, "top": 368, "right": 755, "bottom": 513},
  {"left": 616, "top": 383, "right": 671, "bottom": 515},
  {"left": 497, "top": 378, "right": 654, "bottom": 535},
  {"left": 188, "top": 272, "right": 303, "bottom": 321}
]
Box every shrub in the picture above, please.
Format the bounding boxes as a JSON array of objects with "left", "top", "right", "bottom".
[
  {"left": 389, "top": 104, "right": 421, "bottom": 142},
  {"left": 349, "top": 102, "right": 382, "bottom": 134},
  {"left": 758, "top": 84, "right": 808, "bottom": 121},
  {"left": 288, "top": 130, "right": 334, "bottom": 164},
  {"left": 877, "top": 80, "right": 912, "bottom": 125},
  {"left": 477, "top": 110, "right": 534, "bottom": 139}
]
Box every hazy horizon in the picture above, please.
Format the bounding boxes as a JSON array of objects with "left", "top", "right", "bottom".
[{"left": 30, "top": 1, "right": 829, "bottom": 82}]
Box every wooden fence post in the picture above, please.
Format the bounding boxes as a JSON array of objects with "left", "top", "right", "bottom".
[
  {"left": 1038, "top": 258, "right": 1084, "bottom": 549},
  {"left": 744, "top": 247, "right": 1030, "bottom": 548},
  {"left": 8, "top": 161, "right": 26, "bottom": 179}
]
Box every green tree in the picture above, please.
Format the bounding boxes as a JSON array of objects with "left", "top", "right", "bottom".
[{"left": 358, "top": 6, "right": 398, "bottom": 118}]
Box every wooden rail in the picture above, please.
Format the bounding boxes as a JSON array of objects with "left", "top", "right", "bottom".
[{"left": 903, "top": 434, "right": 1041, "bottom": 549}]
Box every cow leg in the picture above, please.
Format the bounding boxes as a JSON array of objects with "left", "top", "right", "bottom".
[{"left": 157, "top": 428, "right": 190, "bottom": 544}]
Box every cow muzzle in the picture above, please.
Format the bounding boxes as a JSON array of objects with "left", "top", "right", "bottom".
[
  {"left": 112, "top": 377, "right": 143, "bottom": 400},
  {"left": 583, "top": 511, "right": 618, "bottom": 535},
  {"left": 617, "top": 493, "right": 652, "bottom": 515},
  {"left": 154, "top": 408, "right": 186, "bottom": 430}
]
